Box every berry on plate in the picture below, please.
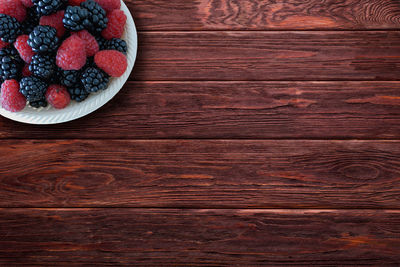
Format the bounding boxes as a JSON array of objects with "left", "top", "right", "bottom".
[
  {"left": 56, "top": 34, "right": 86, "bottom": 70},
  {"left": 0, "top": 14, "right": 22, "bottom": 43},
  {"left": 29, "top": 54, "right": 55, "bottom": 79},
  {"left": 28, "top": 25, "right": 59, "bottom": 53},
  {"left": 13, "top": 35, "right": 35, "bottom": 63},
  {"left": 39, "top": 10, "right": 65, "bottom": 37},
  {"left": 32, "top": 0, "right": 64, "bottom": 16},
  {"left": 74, "top": 30, "right": 99, "bottom": 57},
  {"left": 21, "top": 0, "right": 34, "bottom": 8},
  {"left": 105, "top": 38, "right": 127, "bottom": 54},
  {"left": 81, "top": 0, "right": 108, "bottom": 33},
  {"left": 68, "top": 0, "right": 86, "bottom": 6},
  {"left": 1, "top": 79, "right": 26, "bottom": 112},
  {"left": 94, "top": 0, "right": 120, "bottom": 13},
  {"left": 19, "top": 76, "right": 48, "bottom": 102},
  {"left": 45, "top": 84, "right": 70, "bottom": 109},
  {"left": 81, "top": 67, "right": 109, "bottom": 93},
  {"left": 101, "top": 9, "right": 126, "bottom": 40},
  {"left": 94, "top": 50, "right": 127, "bottom": 77},
  {"left": 0, "top": 0, "right": 27, "bottom": 22}
]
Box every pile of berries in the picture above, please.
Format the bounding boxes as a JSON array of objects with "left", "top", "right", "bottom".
[{"left": 0, "top": 0, "right": 128, "bottom": 112}]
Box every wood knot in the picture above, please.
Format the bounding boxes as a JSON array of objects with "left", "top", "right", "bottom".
[{"left": 340, "top": 164, "right": 379, "bottom": 180}]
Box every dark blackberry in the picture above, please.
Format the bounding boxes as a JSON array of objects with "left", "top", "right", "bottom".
[
  {"left": 80, "top": 0, "right": 108, "bottom": 33},
  {"left": 60, "top": 69, "right": 80, "bottom": 87},
  {"left": 105, "top": 38, "right": 127, "bottom": 54},
  {"left": 95, "top": 35, "right": 107, "bottom": 50},
  {"left": 63, "top": 6, "right": 90, "bottom": 31},
  {"left": 22, "top": 8, "right": 40, "bottom": 35},
  {"left": 19, "top": 77, "right": 48, "bottom": 102},
  {"left": 81, "top": 67, "right": 109, "bottom": 93},
  {"left": 0, "top": 47, "right": 23, "bottom": 80},
  {"left": 28, "top": 25, "right": 59, "bottom": 53},
  {"left": 0, "top": 46, "right": 23, "bottom": 65},
  {"left": 29, "top": 54, "right": 55, "bottom": 80},
  {"left": 0, "top": 56, "right": 20, "bottom": 80},
  {"left": 29, "top": 98, "right": 48, "bottom": 108},
  {"left": 67, "top": 85, "right": 89, "bottom": 102},
  {"left": 32, "top": 0, "right": 65, "bottom": 16},
  {"left": 0, "top": 14, "right": 22, "bottom": 43}
]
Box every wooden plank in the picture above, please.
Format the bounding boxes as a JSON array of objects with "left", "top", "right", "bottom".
[
  {"left": 0, "top": 208, "right": 399, "bottom": 265},
  {"left": 126, "top": 0, "right": 400, "bottom": 30},
  {"left": 1, "top": 81, "right": 400, "bottom": 139},
  {"left": 132, "top": 31, "right": 400, "bottom": 81},
  {"left": 1, "top": 140, "right": 400, "bottom": 208}
]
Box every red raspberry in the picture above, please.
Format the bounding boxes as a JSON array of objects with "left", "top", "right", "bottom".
[
  {"left": 68, "top": 0, "right": 85, "bottom": 6},
  {"left": 22, "top": 63, "right": 32, "bottom": 77},
  {"left": 45, "top": 84, "right": 70, "bottom": 109},
  {"left": 40, "top": 10, "right": 65, "bottom": 38},
  {"left": 20, "top": 0, "right": 33, "bottom": 8},
  {"left": 101, "top": 9, "right": 126, "bottom": 40},
  {"left": 0, "top": 0, "right": 27, "bottom": 22},
  {"left": 0, "top": 40, "right": 8, "bottom": 49},
  {"left": 13, "top": 35, "right": 35, "bottom": 63},
  {"left": 1, "top": 79, "right": 26, "bottom": 112},
  {"left": 56, "top": 35, "right": 87, "bottom": 70},
  {"left": 73, "top": 30, "right": 99, "bottom": 57},
  {"left": 94, "top": 0, "right": 120, "bottom": 13},
  {"left": 94, "top": 50, "right": 127, "bottom": 77}
]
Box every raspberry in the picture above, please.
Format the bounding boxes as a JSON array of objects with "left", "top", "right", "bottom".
[
  {"left": 101, "top": 9, "right": 126, "bottom": 40},
  {"left": 22, "top": 63, "right": 32, "bottom": 76},
  {"left": 0, "top": 0, "right": 27, "bottom": 22},
  {"left": 13, "top": 35, "right": 35, "bottom": 63},
  {"left": 45, "top": 84, "right": 70, "bottom": 109},
  {"left": 1, "top": 79, "right": 26, "bottom": 112},
  {"left": 94, "top": 50, "right": 127, "bottom": 77},
  {"left": 73, "top": 30, "right": 98, "bottom": 57},
  {"left": 94, "top": 0, "right": 120, "bottom": 13},
  {"left": 68, "top": 0, "right": 85, "bottom": 5},
  {"left": 21, "top": 0, "right": 34, "bottom": 8},
  {"left": 56, "top": 35, "right": 86, "bottom": 70},
  {"left": 40, "top": 10, "right": 65, "bottom": 38},
  {"left": 0, "top": 40, "right": 8, "bottom": 50}
]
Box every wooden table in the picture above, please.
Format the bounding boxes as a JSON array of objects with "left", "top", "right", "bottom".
[{"left": 1, "top": 0, "right": 400, "bottom": 265}]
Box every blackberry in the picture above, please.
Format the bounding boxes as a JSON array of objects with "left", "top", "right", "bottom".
[
  {"left": 0, "top": 56, "right": 20, "bottom": 80},
  {"left": 0, "top": 14, "right": 22, "bottom": 43},
  {"left": 68, "top": 86, "right": 89, "bottom": 102},
  {"left": 81, "top": 67, "right": 109, "bottom": 93},
  {"left": 105, "top": 38, "right": 127, "bottom": 54},
  {"left": 0, "top": 47, "right": 23, "bottom": 80},
  {"left": 22, "top": 8, "right": 40, "bottom": 35},
  {"left": 28, "top": 25, "right": 59, "bottom": 53},
  {"left": 95, "top": 35, "right": 107, "bottom": 50},
  {"left": 63, "top": 6, "right": 90, "bottom": 31},
  {"left": 81, "top": 0, "right": 108, "bottom": 33},
  {"left": 0, "top": 46, "right": 23, "bottom": 65},
  {"left": 20, "top": 76, "right": 48, "bottom": 102},
  {"left": 29, "top": 54, "right": 55, "bottom": 79},
  {"left": 29, "top": 98, "right": 48, "bottom": 108},
  {"left": 32, "top": 0, "right": 65, "bottom": 16},
  {"left": 60, "top": 69, "right": 80, "bottom": 87}
]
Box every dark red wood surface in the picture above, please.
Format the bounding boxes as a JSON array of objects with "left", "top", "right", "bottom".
[
  {"left": 1, "top": 0, "right": 400, "bottom": 265},
  {"left": 1, "top": 209, "right": 399, "bottom": 266}
]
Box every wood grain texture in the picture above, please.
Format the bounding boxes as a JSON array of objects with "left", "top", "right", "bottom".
[
  {"left": 1, "top": 82, "right": 400, "bottom": 139},
  {"left": 0, "top": 208, "right": 399, "bottom": 265},
  {"left": 127, "top": 0, "right": 400, "bottom": 30},
  {"left": 132, "top": 31, "right": 400, "bottom": 81},
  {"left": 1, "top": 140, "right": 400, "bottom": 208}
]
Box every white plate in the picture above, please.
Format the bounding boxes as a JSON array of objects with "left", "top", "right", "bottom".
[{"left": 0, "top": 1, "right": 137, "bottom": 124}]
